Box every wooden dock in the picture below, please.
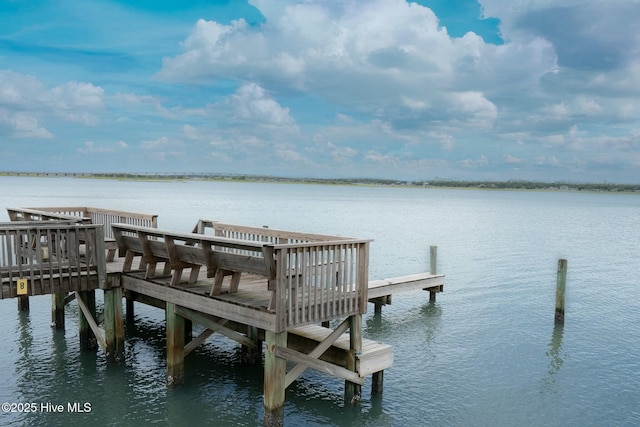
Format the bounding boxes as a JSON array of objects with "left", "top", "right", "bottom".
[{"left": 1, "top": 207, "right": 444, "bottom": 426}]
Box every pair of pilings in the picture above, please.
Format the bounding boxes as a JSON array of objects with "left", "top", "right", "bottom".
[
  {"left": 163, "top": 302, "right": 365, "bottom": 427},
  {"left": 47, "top": 286, "right": 125, "bottom": 363},
  {"left": 263, "top": 314, "right": 364, "bottom": 427},
  {"left": 372, "top": 245, "right": 439, "bottom": 315}
]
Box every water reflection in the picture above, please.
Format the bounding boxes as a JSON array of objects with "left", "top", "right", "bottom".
[
  {"left": 420, "top": 301, "right": 442, "bottom": 347},
  {"left": 545, "top": 324, "right": 565, "bottom": 384}
]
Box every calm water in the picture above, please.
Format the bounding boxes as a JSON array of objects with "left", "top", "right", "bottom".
[{"left": 0, "top": 176, "right": 639, "bottom": 426}]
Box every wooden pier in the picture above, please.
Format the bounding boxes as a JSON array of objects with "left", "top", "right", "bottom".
[{"left": 1, "top": 207, "right": 444, "bottom": 426}]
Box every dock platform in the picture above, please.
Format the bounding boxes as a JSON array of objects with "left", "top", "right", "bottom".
[{"left": 2, "top": 207, "right": 444, "bottom": 426}]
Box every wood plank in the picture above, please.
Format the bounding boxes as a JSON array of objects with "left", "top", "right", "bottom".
[
  {"left": 288, "top": 324, "right": 393, "bottom": 377},
  {"left": 75, "top": 290, "right": 107, "bottom": 351},
  {"left": 121, "top": 274, "right": 277, "bottom": 330},
  {"left": 284, "top": 317, "right": 350, "bottom": 388},
  {"left": 367, "top": 273, "right": 445, "bottom": 300},
  {"left": 276, "top": 346, "right": 364, "bottom": 385},
  {"left": 174, "top": 305, "right": 257, "bottom": 349}
]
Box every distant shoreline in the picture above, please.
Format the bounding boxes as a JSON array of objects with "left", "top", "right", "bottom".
[{"left": 2, "top": 171, "right": 639, "bottom": 193}]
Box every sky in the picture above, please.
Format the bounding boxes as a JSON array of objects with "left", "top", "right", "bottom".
[{"left": 1, "top": 0, "right": 639, "bottom": 183}]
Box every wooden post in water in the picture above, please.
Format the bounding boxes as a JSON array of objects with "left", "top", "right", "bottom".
[
  {"left": 125, "top": 294, "right": 135, "bottom": 323},
  {"left": 555, "top": 259, "right": 567, "bottom": 325},
  {"left": 263, "top": 330, "right": 287, "bottom": 427},
  {"left": 17, "top": 295, "right": 29, "bottom": 311},
  {"left": 345, "top": 314, "right": 362, "bottom": 404},
  {"left": 166, "top": 302, "right": 185, "bottom": 387},
  {"left": 104, "top": 287, "right": 125, "bottom": 363},
  {"left": 372, "top": 370, "right": 384, "bottom": 393},
  {"left": 78, "top": 290, "right": 97, "bottom": 350},
  {"left": 429, "top": 245, "right": 438, "bottom": 302},
  {"left": 243, "top": 325, "right": 262, "bottom": 364},
  {"left": 51, "top": 293, "right": 66, "bottom": 329}
]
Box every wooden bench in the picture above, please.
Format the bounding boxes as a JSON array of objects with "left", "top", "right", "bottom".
[{"left": 111, "top": 223, "right": 273, "bottom": 296}]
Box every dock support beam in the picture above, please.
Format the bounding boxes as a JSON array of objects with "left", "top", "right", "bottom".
[
  {"left": 166, "top": 302, "right": 185, "bottom": 387},
  {"left": 345, "top": 314, "right": 362, "bottom": 404},
  {"left": 51, "top": 293, "right": 66, "bottom": 329},
  {"left": 264, "top": 330, "right": 287, "bottom": 427},
  {"left": 104, "top": 287, "right": 125, "bottom": 363},
  {"left": 78, "top": 290, "right": 97, "bottom": 350},
  {"left": 429, "top": 245, "right": 438, "bottom": 302}
]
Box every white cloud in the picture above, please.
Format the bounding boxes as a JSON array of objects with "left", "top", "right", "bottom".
[
  {"left": 505, "top": 154, "right": 523, "bottom": 164},
  {"left": 46, "top": 81, "right": 104, "bottom": 125},
  {"left": 0, "top": 70, "right": 105, "bottom": 128},
  {"left": 227, "top": 83, "right": 296, "bottom": 128},
  {"left": 0, "top": 110, "right": 53, "bottom": 139},
  {"left": 77, "top": 141, "right": 114, "bottom": 154},
  {"left": 158, "top": 0, "right": 556, "bottom": 119},
  {"left": 458, "top": 155, "right": 489, "bottom": 168}
]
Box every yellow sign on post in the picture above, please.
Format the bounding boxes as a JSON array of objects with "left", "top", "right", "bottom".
[{"left": 16, "top": 279, "right": 28, "bottom": 296}]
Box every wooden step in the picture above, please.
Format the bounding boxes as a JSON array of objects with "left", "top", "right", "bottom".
[{"left": 289, "top": 324, "right": 393, "bottom": 377}]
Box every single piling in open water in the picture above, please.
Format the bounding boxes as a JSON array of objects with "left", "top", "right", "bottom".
[{"left": 555, "top": 259, "right": 567, "bottom": 325}]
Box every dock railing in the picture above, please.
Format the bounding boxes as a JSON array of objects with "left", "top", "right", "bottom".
[
  {"left": 192, "top": 219, "right": 354, "bottom": 244},
  {"left": 21, "top": 207, "right": 158, "bottom": 240},
  {"left": 114, "top": 223, "right": 370, "bottom": 332},
  {"left": 8, "top": 207, "right": 158, "bottom": 261},
  {"left": 0, "top": 221, "right": 106, "bottom": 299}
]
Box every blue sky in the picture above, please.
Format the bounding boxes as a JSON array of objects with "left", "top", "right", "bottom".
[{"left": 1, "top": 0, "right": 639, "bottom": 182}]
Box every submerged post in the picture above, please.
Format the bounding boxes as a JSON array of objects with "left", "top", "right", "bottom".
[
  {"left": 429, "top": 245, "right": 438, "bottom": 302},
  {"left": 555, "top": 259, "right": 567, "bottom": 325}
]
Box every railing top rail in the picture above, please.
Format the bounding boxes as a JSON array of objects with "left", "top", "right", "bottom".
[
  {"left": 7, "top": 207, "right": 90, "bottom": 222},
  {"left": 115, "top": 223, "right": 371, "bottom": 252},
  {"left": 196, "top": 219, "right": 357, "bottom": 242},
  {"left": 0, "top": 220, "right": 78, "bottom": 229},
  {"left": 273, "top": 239, "right": 372, "bottom": 249},
  {"left": 29, "top": 206, "right": 158, "bottom": 221},
  {"left": 112, "top": 223, "right": 267, "bottom": 251},
  {"left": 0, "top": 222, "right": 103, "bottom": 231}
]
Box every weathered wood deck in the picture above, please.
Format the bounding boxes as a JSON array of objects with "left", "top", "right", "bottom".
[{"left": 4, "top": 207, "right": 445, "bottom": 426}]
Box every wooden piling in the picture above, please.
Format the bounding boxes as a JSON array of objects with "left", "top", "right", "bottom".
[
  {"left": 166, "top": 302, "right": 185, "bottom": 387},
  {"left": 555, "top": 259, "right": 567, "bottom": 325},
  {"left": 77, "top": 290, "right": 97, "bottom": 350},
  {"left": 263, "top": 330, "right": 287, "bottom": 427},
  {"left": 51, "top": 293, "right": 66, "bottom": 329},
  {"left": 345, "top": 314, "right": 362, "bottom": 404},
  {"left": 17, "top": 295, "right": 29, "bottom": 311},
  {"left": 372, "top": 370, "right": 384, "bottom": 393},
  {"left": 125, "top": 293, "right": 135, "bottom": 323},
  {"left": 243, "top": 325, "right": 262, "bottom": 364},
  {"left": 104, "top": 287, "right": 125, "bottom": 363},
  {"left": 429, "top": 245, "right": 438, "bottom": 302}
]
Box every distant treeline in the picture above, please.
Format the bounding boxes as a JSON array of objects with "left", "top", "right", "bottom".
[{"left": 3, "top": 171, "right": 640, "bottom": 193}]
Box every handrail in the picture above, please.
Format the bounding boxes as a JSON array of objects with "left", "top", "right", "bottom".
[
  {"left": 193, "top": 219, "right": 356, "bottom": 243},
  {"left": 0, "top": 222, "right": 106, "bottom": 298},
  {"left": 24, "top": 207, "right": 158, "bottom": 239},
  {"left": 6, "top": 207, "right": 91, "bottom": 223}
]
